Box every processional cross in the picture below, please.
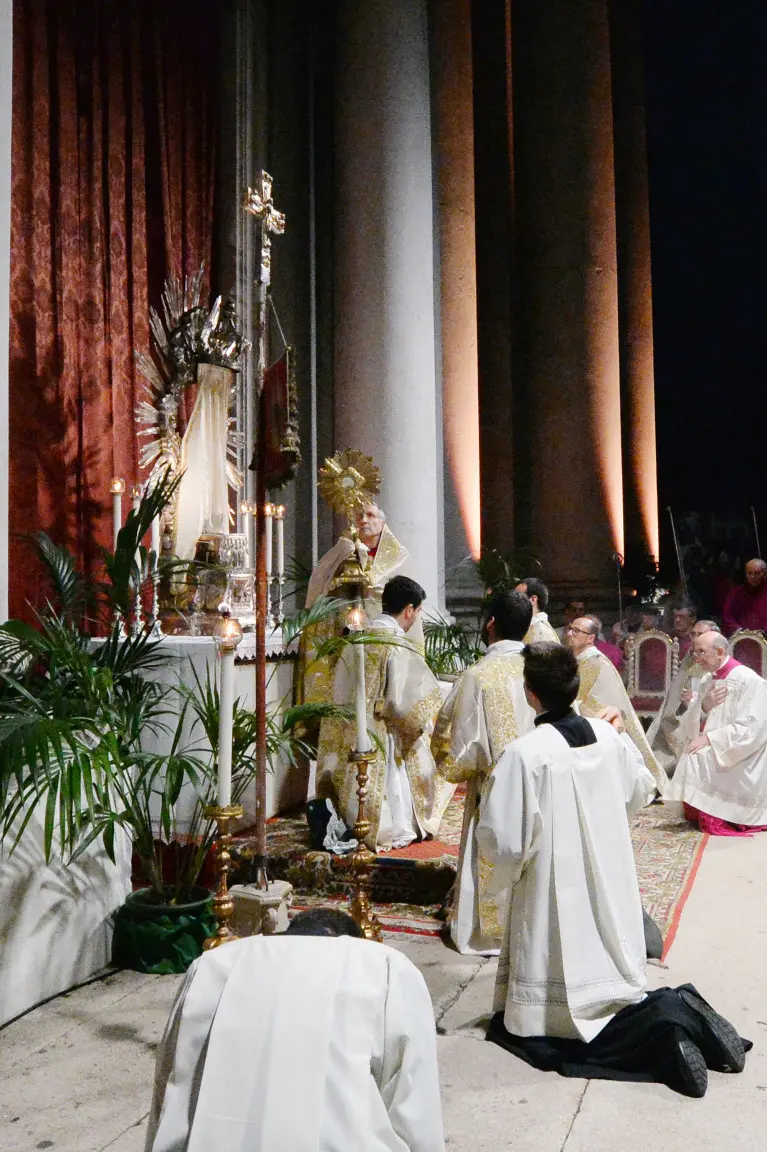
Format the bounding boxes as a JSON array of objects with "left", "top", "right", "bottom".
[{"left": 244, "top": 171, "right": 285, "bottom": 877}]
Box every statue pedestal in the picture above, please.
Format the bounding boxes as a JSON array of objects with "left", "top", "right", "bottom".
[{"left": 230, "top": 880, "right": 294, "bottom": 936}]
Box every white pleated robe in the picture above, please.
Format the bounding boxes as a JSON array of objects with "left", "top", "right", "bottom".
[
  {"left": 665, "top": 662, "right": 767, "bottom": 825},
  {"left": 431, "top": 640, "right": 536, "bottom": 955},
  {"left": 477, "top": 719, "right": 655, "bottom": 1041},
  {"left": 145, "top": 936, "right": 445, "bottom": 1152}
]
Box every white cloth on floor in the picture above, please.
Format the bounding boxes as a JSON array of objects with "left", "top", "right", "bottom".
[{"left": 145, "top": 935, "right": 445, "bottom": 1152}]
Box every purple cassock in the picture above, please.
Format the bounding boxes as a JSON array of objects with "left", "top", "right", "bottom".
[
  {"left": 595, "top": 638, "right": 624, "bottom": 672},
  {"left": 722, "top": 583, "right": 767, "bottom": 636}
]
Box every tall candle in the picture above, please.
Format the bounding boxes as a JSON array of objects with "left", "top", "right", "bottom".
[
  {"left": 151, "top": 515, "right": 161, "bottom": 567},
  {"left": 241, "top": 501, "right": 252, "bottom": 562},
  {"left": 275, "top": 505, "right": 285, "bottom": 577},
  {"left": 130, "top": 485, "right": 142, "bottom": 579},
  {"left": 265, "top": 503, "right": 274, "bottom": 579},
  {"left": 348, "top": 607, "right": 371, "bottom": 753},
  {"left": 214, "top": 611, "right": 243, "bottom": 808},
  {"left": 110, "top": 478, "right": 125, "bottom": 551},
  {"left": 217, "top": 644, "right": 235, "bottom": 807}
]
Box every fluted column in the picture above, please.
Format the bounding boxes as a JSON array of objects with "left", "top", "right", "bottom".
[
  {"left": 513, "top": 0, "right": 623, "bottom": 596},
  {"left": 334, "top": 0, "right": 443, "bottom": 608},
  {"left": 0, "top": 0, "right": 11, "bottom": 621},
  {"left": 433, "top": 0, "right": 481, "bottom": 589},
  {"left": 610, "top": 0, "right": 659, "bottom": 563}
]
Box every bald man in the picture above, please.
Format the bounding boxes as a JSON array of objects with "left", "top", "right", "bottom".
[
  {"left": 722, "top": 559, "right": 767, "bottom": 636},
  {"left": 666, "top": 631, "right": 767, "bottom": 834}
]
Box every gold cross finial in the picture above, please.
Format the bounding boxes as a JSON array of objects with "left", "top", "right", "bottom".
[{"left": 244, "top": 171, "right": 286, "bottom": 286}]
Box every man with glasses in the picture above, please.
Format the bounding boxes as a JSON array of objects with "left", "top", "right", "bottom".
[{"left": 564, "top": 615, "right": 666, "bottom": 793}]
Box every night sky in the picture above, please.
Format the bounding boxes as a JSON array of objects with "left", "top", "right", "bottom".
[{"left": 643, "top": 0, "right": 767, "bottom": 539}]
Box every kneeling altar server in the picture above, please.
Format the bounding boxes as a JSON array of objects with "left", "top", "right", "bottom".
[{"left": 145, "top": 910, "right": 445, "bottom": 1152}]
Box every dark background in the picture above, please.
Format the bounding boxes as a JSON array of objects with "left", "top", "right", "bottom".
[{"left": 644, "top": 0, "right": 767, "bottom": 538}]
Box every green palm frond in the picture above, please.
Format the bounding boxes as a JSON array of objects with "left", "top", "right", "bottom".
[
  {"left": 29, "top": 532, "right": 90, "bottom": 618},
  {"left": 423, "top": 618, "right": 483, "bottom": 676},
  {"left": 280, "top": 595, "right": 350, "bottom": 648},
  {"left": 473, "top": 547, "right": 539, "bottom": 593}
]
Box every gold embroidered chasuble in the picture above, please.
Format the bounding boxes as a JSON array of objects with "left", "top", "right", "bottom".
[
  {"left": 575, "top": 646, "right": 666, "bottom": 793},
  {"left": 296, "top": 524, "right": 420, "bottom": 711},
  {"left": 315, "top": 617, "right": 450, "bottom": 852},
  {"left": 523, "top": 613, "right": 560, "bottom": 646},
  {"left": 431, "top": 640, "right": 536, "bottom": 954}
]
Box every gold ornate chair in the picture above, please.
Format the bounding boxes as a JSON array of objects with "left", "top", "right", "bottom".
[
  {"left": 728, "top": 630, "right": 767, "bottom": 677},
  {"left": 625, "top": 630, "right": 680, "bottom": 725}
]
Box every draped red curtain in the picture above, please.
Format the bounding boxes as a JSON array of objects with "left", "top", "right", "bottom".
[{"left": 9, "top": 0, "right": 217, "bottom": 619}]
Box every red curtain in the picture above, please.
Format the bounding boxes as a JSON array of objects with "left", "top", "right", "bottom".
[{"left": 9, "top": 0, "right": 217, "bottom": 619}]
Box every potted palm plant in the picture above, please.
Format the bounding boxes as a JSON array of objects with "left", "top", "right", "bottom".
[{"left": 0, "top": 489, "right": 354, "bottom": 972}]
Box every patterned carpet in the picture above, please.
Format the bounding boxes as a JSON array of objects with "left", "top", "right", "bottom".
[{"left": 231, "top": 788, "right": 707, "bottom": 947}]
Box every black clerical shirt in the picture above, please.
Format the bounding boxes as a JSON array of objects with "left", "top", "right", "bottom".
[{"left": 533, "top": 706, "right": 597, "bottom": 748}]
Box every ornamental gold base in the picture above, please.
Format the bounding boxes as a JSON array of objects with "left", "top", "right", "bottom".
[
  {"left": 345, "top": 750, "right": 383, "bottom": 943},
  {"left": 203, "top": 804, "right": 245, "bottom": 950}
]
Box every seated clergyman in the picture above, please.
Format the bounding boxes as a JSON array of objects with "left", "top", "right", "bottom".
[
  {"left": 564, "top": 613, "right": 667, "bottom": 792},
  {"left": 647, "top": 619, "right": 718, "bottom": 776},
  {"left": 665, "top": 630, "right": 767, "bottom": 835},
  {"left": 316, "top": 575, "right": 453, "bottom": 851},
  {"left": 145, "top": 909, "right": 446, "bottom": 1151},
  {"left": 478, "top": 642, "right": 750, "bottom": 1097}
]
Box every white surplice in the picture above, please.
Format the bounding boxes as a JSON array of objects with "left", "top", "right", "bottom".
[
  {"left": 431, "top": 640, "right": 536, "bottom": 955},
  {"left": 316, "top": 616, "right": 451, "bottom": 850},
  {"left": 476, "top": 718, "right": 654, "bottom": 1041},
  {"left": 665, "top": 662, "right": 767, "bottom": 826},
  {"left": 145, "top": 936, "right": 445, "bottom": 1152},
  {"left": 646, "top": 653, "right": 704, "bottom": 776},
  {"left": 575, "top": 645, "right": 666, "bottom": 794},
  {"left": 523, "top": 612, "right": 560, "bottom": 645}
]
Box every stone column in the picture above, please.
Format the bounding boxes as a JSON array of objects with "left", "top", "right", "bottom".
[
  {"left": 432, "top": 0, "right": 481, "bottom": 591},
  {"left": 512, "top": 0, "right": 623, "bottom": 598},
  {"left": 471, "top": 0, "right": 517, "bottom": 553},
  {"left": 0, "top": 0, "right": 11, "bottom": 621},
  {"left": 610, "top": 0, "right": 659, "bottom": 563},
  {"left": 334, "top": 0, "right": 443, "bottom": 609}
]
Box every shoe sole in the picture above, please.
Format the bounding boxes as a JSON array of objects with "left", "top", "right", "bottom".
[
  {"left": 679, "top": 989, "right": 746, "bottom": 1073},
  {"left": 675, "top": 1038, "right": 708, "bottom": 1097}
]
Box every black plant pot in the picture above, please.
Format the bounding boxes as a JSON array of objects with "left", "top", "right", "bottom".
[{"left": 112, "top": 886, "right": 215, "bottom": 974}]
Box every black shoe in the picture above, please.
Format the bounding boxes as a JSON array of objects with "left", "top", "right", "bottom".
[
  {"left": 678, "top": 988, "right": 746, "bottom": 1073},
  {"left": 670, "top": 1032, "right": 708, "bottom": 1098}
]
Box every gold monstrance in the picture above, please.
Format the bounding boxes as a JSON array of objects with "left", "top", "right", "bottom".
[{"left": 318, "top": 448, "right": 381, "bottom": 597}]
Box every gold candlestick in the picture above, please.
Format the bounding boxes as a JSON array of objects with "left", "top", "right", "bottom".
[
  {"left": 203, "top": 803, "right": 244, "bottom": 950},
  {"left": 345, "top": 749, "right": 383, "bottom": 942}
]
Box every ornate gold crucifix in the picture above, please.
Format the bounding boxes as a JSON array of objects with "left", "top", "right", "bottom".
[{"left": 244, "top": 171, "right": 286, "bottom": 287}]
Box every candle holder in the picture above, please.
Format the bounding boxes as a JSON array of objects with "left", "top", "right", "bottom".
[
  {"left": 203, "top": 803, "right": 245, "bottom": 949},
  {"left": 275, "top": 575, "right": 286, "bottom": 625},
  {"left": 343, "top": 749, "right": 383, "bottom": 942}
]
